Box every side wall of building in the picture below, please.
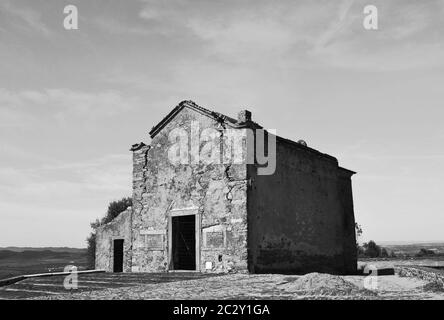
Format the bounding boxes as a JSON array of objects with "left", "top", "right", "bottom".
[
  {"left": 95, "top": 208, "right": 132, "bottom": 272},
  {"left": 247, "top": 137, "right": 357, "bottom": 274},
  {"left": 131, "top": 108, "right": 249, "bottom": 273},
  {"left": 338, "top": 169, "right": 357, "bottom": 274}
]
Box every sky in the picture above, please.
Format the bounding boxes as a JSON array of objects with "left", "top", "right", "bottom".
[{"left": 0, "top": 0, "right": 443, "bottom": 247}]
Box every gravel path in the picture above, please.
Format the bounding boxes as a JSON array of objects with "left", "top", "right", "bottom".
[{"left": 30, "top": 272, "right": 444, "bottom": 300}]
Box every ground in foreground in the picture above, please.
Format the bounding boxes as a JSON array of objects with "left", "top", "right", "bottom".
[{"left": 1, "top": 268, "right": 444, "bottom": 300}]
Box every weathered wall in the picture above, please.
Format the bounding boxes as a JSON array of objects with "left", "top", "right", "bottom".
[
  {"left": 338, "top": 169, "right": 357, "bottom": 274},
  {"left": 247, "top": 136, "right": 357, "bottom": 275},
  {"left": 95, "top": 104, "right": 356, "bottom": 275},
  {"left": 131, "top": 108, "right": 249, "bottom": 273},
  {"left": 95, "top": 208, "right": 132, "bottom": 272}
]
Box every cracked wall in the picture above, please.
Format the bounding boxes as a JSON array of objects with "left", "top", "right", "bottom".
[
  {"left": 96, "top": 104, "right": 356, "bottom": 275},
  {"left": 131, "top": 107, "right": 249, "bottom": 272},
  {"left": 95, "top": 208, "right": 132, "bottom": 272}
]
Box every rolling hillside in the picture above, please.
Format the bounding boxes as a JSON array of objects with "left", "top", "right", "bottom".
[{"left": 0, "top": 248, "right": 88, "bottom": 280}]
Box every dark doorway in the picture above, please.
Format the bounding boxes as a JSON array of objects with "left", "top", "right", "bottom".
[
  {"left": 113, "top": 239, "right": 124, "bottom": 272},
  {"left": 172, "top": 215, "right": 196, "bottom": 270}
]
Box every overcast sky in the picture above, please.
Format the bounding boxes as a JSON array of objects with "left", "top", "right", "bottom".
[{"left": 0, "top": 0, "right": 443, "bottom": 247}]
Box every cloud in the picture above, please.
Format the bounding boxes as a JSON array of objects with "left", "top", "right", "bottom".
[
  {"left": 0, "top": 143, "right": 55, "bottom": 166},
  {"left": 0, "top": 1, "right": 52, "bottom": 36},
  {"left": 0, "top": 143, "right": 133, "bottom": 248},
  {"left": 136, "top": 0, "right": 324, "bottom": 63},
  {"left": 0, "top": 201, "right": 99, "bottom": 247},
  {"left": 0, "top": 153, "right": 132, "bottom": 202},
  {"left": 94, "top": 16, "right": 153, "bottom": 36},
  {"left": 313, "top": 0, "right": 356, "bottom": 50},
  {"left": 0, "top": 105, "right": 34, "bottom": 128},
  {"left": 309, "top": 0, "right": 444, "bottom": 71},
  {"left": 134, "top": 0, "right": 444, "bottom": 71},
  {"left": 0, "top": 88, "right": 138, "bottom": 126},
  {"left": 39, "top": 154, "right": 132, "bottom": 192}
]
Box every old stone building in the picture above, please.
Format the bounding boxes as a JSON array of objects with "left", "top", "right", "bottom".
[{"left": 96, "top": 100, "right": 357, "bottom": 275}]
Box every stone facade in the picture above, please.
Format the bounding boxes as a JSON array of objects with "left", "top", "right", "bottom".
[
  {"left": 95, "top": 208, "right": 132, "bottom": 272},
  {"left": 95, "top": 100, "right": 357, "bottom": 275}
]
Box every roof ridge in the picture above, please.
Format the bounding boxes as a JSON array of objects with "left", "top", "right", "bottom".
[{"left": 149, "top": 100, "right": 239, "bottom": 138}]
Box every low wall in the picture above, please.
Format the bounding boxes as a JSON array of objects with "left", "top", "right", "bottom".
[
  {"left": 398, "top": 266, "right": 444, "bottom": 288},
  {"left": 95, "top": 208, "right": 132, "bottom": 272}
]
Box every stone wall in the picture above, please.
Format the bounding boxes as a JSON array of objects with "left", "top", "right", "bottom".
[
  {"left": 247, "top": 136, "right": 357, "bottom": 274},
  {"left": 338, "top": 169, "right": 357, "bottom": 274},
  {"left": 95, "top": 104, "right": 356, "bottom": 275},
  {"left": 131, "top": 107, "right": 249, "bottom": 273},
  {"left": 95, "top": 208, "right": 132, "bottom": 272},
  {"left": 399, "top": 266, "right": 444, "bottom": 288}
]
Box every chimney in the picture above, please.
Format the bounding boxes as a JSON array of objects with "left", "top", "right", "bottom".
[{"left": 237, "top": 110, "right": 252, "bottom": 123}]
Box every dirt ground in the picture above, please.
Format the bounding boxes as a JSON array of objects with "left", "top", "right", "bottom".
[
  {"left": 22, "top": 272, "right": 444, "bottom": 300},
  {"left": 358, "top": 259, "right": 444, "bottom": 268},
  {"left": 2, "top": 260, "right": 444, "bottom": 300}
]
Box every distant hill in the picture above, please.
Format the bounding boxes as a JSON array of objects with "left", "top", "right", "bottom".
[
  {"left": 377, "top": 241, "right": 444, "bottom": 246},
  {"left": 0, "top": 249, "right": 85, "bottom": 260},
  {"left": 0, "top": 248, "right": 88, "bottom": 280},
  {"left": 380, "top": 242, "right": 444, "bottom": 256},
  {"left": 0, "top": 247, "right": 86, "bottom": 253}
]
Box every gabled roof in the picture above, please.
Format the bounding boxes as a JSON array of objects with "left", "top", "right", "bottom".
[
  {"left": 144, "top": 100, "right": 355, "bottom": 174},
  {"left": 149, "top": 100, "right": 241, "bottom": 138}
]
